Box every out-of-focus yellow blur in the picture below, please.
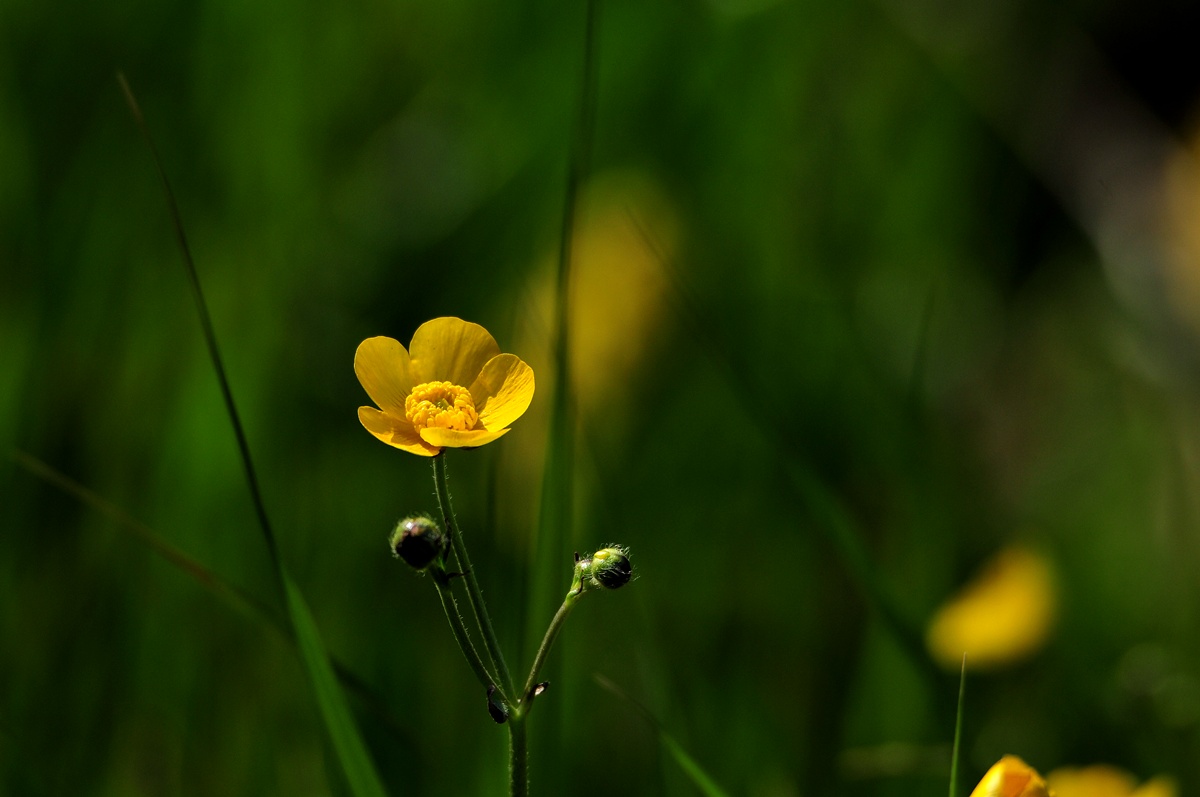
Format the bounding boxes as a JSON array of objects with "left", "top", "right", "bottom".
[{"left": 926, "top": 546, "right": 1057, "bottom": 670}]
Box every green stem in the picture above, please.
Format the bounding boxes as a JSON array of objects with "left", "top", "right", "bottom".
[
  {"left": 506, "top": 590, "right": 581, "bottom": 796},
  {"left": 431, "top": 453, "right": 515, "bottom": 696},
  {"left": 509, "top": 718, "right": 528, "bottom": 797},
  {"left": 431, "top": 568, "right": 502, "bottom": 697},
  {"left": 520, "top": 589, "right": 580, "bottom": 710}
]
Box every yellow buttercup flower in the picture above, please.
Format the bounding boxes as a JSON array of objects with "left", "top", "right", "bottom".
[
  {"left": 355, "top": 317, "right": 535, "bottom": 456},
  {"left": 970, "top": 756, "right": 1052, "bottom": 797},
  {"left": 1048, "top": 766, "right": 1177, "bottom": 797},
  {"left": 926, "top": 545, "right": 1057, "bottom": 670}
]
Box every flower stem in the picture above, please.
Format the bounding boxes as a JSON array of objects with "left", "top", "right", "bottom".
[
  {"left": 430, "top": 568, "right": 502, "bottom": 697},
  {"left": 509, "top": 718, "right": 528, "bottom": 797},
  {"left": 519, "top": 589, "right": 580, "bottom": 711},
  {"left": 431, "top": 453, "right": 515, "bottom": 696},
  {"left": 505, "top": 589, "right": 580, "bottom": 796}
]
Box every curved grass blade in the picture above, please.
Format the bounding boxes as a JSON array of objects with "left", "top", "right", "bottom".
[
  {"left": 284, "top": 572, "right": 389, "bottom": 797},
  {"left": 117, "top": 73, "right": 388, "bottom": 797},
  {"left": 593, "top": 674, "right": 730, "bottom": 797},
  {"left": 12, "top": 448, "right": 251, "bottom": 605},
  {"left": 10, "top": 449, "right": 407, "bottom": 741},
  {"left": 784, "top": 459, "right": 931, "bottom": 678}
]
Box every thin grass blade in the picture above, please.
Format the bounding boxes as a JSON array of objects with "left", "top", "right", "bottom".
[
  {"left": 949, "top": 654, "right": 967, "bottom": 797},
  {"left": 525, "top": 0, "right": 600, "bottom": 655},
  {"left": 10, "top": 449, "right": 407, "bottom": 740},
  {"left": 522, "top": 3, "right": 601, "bottom": 788},
  {"left": 593, "top": 674, "right": 730, "bottom": 797},
  {"left": 117, "top": 73, "right": 388, "bottom": 797},
  {"left": 285, "top": 572, "right": 389, "bottom": 797}
]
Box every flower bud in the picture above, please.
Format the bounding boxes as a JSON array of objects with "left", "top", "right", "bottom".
[
  {"left": 487, "top": 685, "right": 508, "bottom": 724},
  {"left": 389, "top": 515, "right": 447, "bottom": 572},
  {"left": 575, "top": 546, "right": 633, "bottom": 592}
]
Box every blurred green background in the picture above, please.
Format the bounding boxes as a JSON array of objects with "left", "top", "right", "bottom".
[{"left": 4, "top": 0, "right": 1200, "bottom": 794}]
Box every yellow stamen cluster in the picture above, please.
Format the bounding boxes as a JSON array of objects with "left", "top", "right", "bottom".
[{"left": 405, "top": 381, "right": 479, "bottom": 431}]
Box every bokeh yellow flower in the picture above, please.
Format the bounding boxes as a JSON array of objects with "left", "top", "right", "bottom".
[
  {"left": 926, "top": 545, "right": 1057, "bottom": 670},
  {"left": 355, "top": 317, "right": 535, "bottom": 456},
  {"left": 559, "top": 171, "right": 678, "bottom": 412},
  {"left": 970, "top": 755, "right": 1051, "bottom": 797},
  {"left": 1164, "top": 119, "right": 1200, "bottom": 331},
  {"left": 517, "top": 170, "right": 679, "bottom": 418},
  {"left": 501, "top": 171, "right": 680, "bottom": 536},
  {"left": 1047, "top": 765, "right": 1177, "bottom": 797}
]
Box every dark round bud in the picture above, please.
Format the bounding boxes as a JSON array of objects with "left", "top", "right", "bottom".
[
  {"left": 574, "top": 546, "right": 633, "bottom": 593},
  {"left": 590, "top": 546, "right": 633, "bottom": 589},
  {"left": 390, "top": 515, "right": 447, "bottom": 571}
]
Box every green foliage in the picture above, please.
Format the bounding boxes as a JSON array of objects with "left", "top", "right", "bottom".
[
  {"left": 4, "top": 0, "right": 1200, "bottom": 794},
  {"left": 595, "top": 675, "right": 730, "bottom": 797},
  {"left": 118, "top": 71, "right": 389, "bottom": 797},
  {"left": 284, "top": 572, "right": 389, "bottom": 797}
]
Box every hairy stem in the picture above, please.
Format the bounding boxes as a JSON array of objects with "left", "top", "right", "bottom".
[
  {"left": 431, "top": 453, "right": 515, "bottom": 696},
  {"left": 431, "top": 568, "right": 502, "bottom": 698},
  {"left": 509, "top": 718, "right": 528, "bottom": 797},
  {"left": 520, "top": 590, "right": 580, "bottom": 710}
]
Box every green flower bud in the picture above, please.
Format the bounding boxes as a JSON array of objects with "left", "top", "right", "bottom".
[
  {"left": 389, "top": 515, "right": 447, "bottom": 572},
  {"left": 575, "top": 545, "right": 633, "bottom": 592}
]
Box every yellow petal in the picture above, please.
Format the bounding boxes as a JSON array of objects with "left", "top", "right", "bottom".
[
  {"left": 470, "top": 354, "right": 535, "bottom": 431},
  {"left": 1047, "top": 766, "right": 1136, "bottom": 797},
  {"left": 1134, "top": 777, "right": 1180, "bottom": 797},
  {"left": 1048, "top": 766, "right": 1178, "bottom": 797},
  {"left": 355, "top": 337, "right": 415, "bottom": 416},
  {"left": 358, "top": 407, "right": 439, "bottom": 456},
  {"left": 408, "top": 317, "right": 501, "bottom": 387},
  {"left": 970, "top": 756, "right": 1050, "bottom": 797},
  {"left": 418, "top": 426, "right": 510, "bottom": 449},
  {"left": 926, "top": 546, "right": 1056, "bottom": 670}
]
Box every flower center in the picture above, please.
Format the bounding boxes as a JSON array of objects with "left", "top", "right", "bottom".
[{"left": 405, "top": 381, "right": 479, "bottom": 432}]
